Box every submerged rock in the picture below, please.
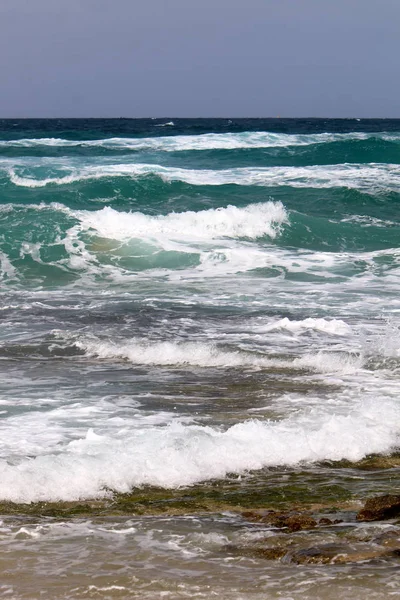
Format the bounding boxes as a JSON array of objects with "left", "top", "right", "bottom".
[
  {"left": 286, "top": 544, "right": 348, "bottom": 564},
  {"left": 285, "top": 515, "right": 317, "bottom": 532},
  {"left": 241, "top": 510, "right": 317, "bottom": 531},
  {"left": 286, "top": 543, "right": 400, "bottom": 565},
  {"left": 227, "top": 537, "right": 400, "bottom": 565},
  {"left": 357, "top": 495, "right": 400, "bottom": 521},
  {"left": 372, "top": 529, "right": 400, "bottom": 548},
  {"left": 226, "top": 544, "right": 288, "bottom": 561}
]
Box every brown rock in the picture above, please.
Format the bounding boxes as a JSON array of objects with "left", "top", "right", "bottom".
[
  {"left": 251, "top": 547, "right": 288, "bottom": 560},
  {"left": 287, "top": 544, "right": 347, "bottom": 564},
  {"left": 241, "top": 510, "right": 265, "bottom": 522},
  {"left": 318, "top": 517, "right": 333, "bottom": 526},
  {"left": 357, "top": 495, "right": 400, "bottom": 521},
  {"left": 264, "top": 512, "right": 290, "bottom": 528},
  {"left": 225, "top": 544, "right": 287, "bottom": 561},
  {"left": 251, "top": 511, "right": 317, "bottom": 531},
  {"left": 287, "top": 544, "right": 400, "bottom": 565},
  {"left": 240, "top": 510, "right": 284, "bottom": 527},
  {"left": 353, "top": 455, "right": 400, "bottom": 470},
  {"left": 285, "top": 515, "right": 317, "bottom": 532}
]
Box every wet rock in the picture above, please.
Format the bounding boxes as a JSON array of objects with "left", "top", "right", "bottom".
[
  {"left": 264, "top": 513, "right": 289, "bottom": 528},
  {"left": 246, "top": 547, "right": 288, "bottom": 560},
  {"left": 259, "top": 547, "right": 288, "bottom": 560},
  {"left": 242, "top": 510, "right": 284, "bottom": 526},
  {"left": 318, "top": 517, "right": 333, "bottom": 526},
  {"left": 241, "top": 510, "right": 265, "bottom": 522},
  {"left": 285, "top": 515, "right": 317, "bottom": 532},
  {"left": 263, "top": 512, "right": 317, "bottom": 531},
  {"left": 242, "top": 510, "right": 317, "bottom": 531},
  {"left": 372, "top": 529, "right": 400, "bottom": 548},
  {"left": 357, "top": 495, "right": 400, "bottom": 521},
  {"left": 225, "top": 544, "right": 287, "bottom": 561},
  {"left": 353, "top": 454, "right": 400, "bottom": 470},
  {"left": 286, "top": 543, "right": 400, "bottom": 565},
  {"left": 286, "top": 544, "right": 348, "bottom": 564}
]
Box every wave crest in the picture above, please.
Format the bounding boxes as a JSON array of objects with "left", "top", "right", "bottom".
[
  {"left": 74, "top": 202, "right": 288, "bottom": 243},
  {"left": 2, "top": 130, "right": 400, "bottom": 151},
  {"left": 0, "top": 396, "right": 397, "bottom": 502},
  {"left": 6, "top": 162, "right": 400, "bottom": 192}
]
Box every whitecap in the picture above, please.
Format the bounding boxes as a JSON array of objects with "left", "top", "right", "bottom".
[
  {"left": 0, "top": 396, "right": 397, "bottom": 502},
  {"left": 7, "top": 162, "right": 400, "bottom": 193},
  {"left": 1, "top": 130, "right": 400, "bottom": 151}
]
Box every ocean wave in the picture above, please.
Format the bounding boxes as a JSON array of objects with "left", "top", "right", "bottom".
[
  {"left": 3, "top": 200, "right": 400, "bottom": 284},
  {"left": 255, "top": 317, "right": 352, "bottom": 336},
  {"left": 1, "top": 131, "right": 400, "bottom": 151},
  {"left": 6, "top": 162, "right": 400, "bottom": 192},
  {"left": 72, "top": 202, "right": 287, "bottom": 242},
  {"left": 74, "top": 336, "right": 363, "bottom": 373},
  {"left": 0, "top": 396, "right": 397, "bottom": 502},
  {"left": 154, "top": 121, "right": 175, "bottom": 127},
  {"left": 75, "top": 338, "right": 287, "bottom": 368}
]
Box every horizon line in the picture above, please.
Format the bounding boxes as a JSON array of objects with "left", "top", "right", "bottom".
[{"left": 1, "top": 116, "right": 400, "bottom": 120}]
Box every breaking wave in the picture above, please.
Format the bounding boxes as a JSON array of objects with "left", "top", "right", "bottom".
[
  {"left": 0, "top": 396, "right": 397, "bottom": 502},
  {"left": 73, "top": 336, "right": 363, "bottom": 374},
  {"left": 71, "top": 201, "right": 288, "bottom": 242},
  {"left": 6, "top": 162, "right": 400, "bottom": 193},
  {"left": 2, "top": 130, "right": 400, "bottom": 151}
]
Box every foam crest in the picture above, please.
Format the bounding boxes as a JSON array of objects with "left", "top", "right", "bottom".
[
  {"left": 0, "top": 397, "right": 398, "bottom": 502},
  {"left": 8, "top": 170, "right": 89, "bottom": 188},
  {"left": 293, "top": 352, "right": 363, "bottom": 374},
  {"left": 76, "top": 338, "right": 282, "bottom": 368},
  {"left": 260, "top": 318, "right": 352, "bottom": 336},
  {"left": 0, "top": 251, "right": 18, "bottom": 282},
  {"left": 74, "top": 202, "right": 287, "bottom": 242},
  {"left": 197, "top": 246, "right": 276, "bottom": 275},
  {"left": 75, "top": 337, "right": 363, "bottom": 374},
  {"left": 8, "top": 162, "right": 400, "bottom": 192},
  {"left": 1, "top": 131, "right": 399, "bottom": 151}
]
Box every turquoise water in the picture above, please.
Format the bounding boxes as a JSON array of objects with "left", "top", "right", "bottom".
[{"left": 0, "top": 119, "right": 400, "bottom": 598}]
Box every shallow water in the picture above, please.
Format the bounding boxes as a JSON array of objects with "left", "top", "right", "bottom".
[{"left": 1, "top": 514, "right": 400, "bottom": 599}]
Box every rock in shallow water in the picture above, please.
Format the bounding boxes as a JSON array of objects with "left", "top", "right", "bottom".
[
  {"left": 285, "top": 543, "right": 400, "bottom": 565},
  {"left": 357, "top": 494, "right": 400, "bottom": 521},
  {"left": 372, "top": 529, "right": 400, "bottom": 548},
  {"left": 241, "top": 510, "right": 317, "bottom": 531}
]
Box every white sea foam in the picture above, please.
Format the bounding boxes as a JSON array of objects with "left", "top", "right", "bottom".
[
  {"left": 3, "top": 200, "right": 399, "bottom": 282},
  {"left": 75, "top": 338, "right": 284, "bottom": 369},
  {"left": 73, "top": 202, "right": 288, "bottom": 242},
  {"left": 293, "top": 351, "right": 363, "bottom": 374},
  {"left": 0, "top": 396, "right": 398, "bottom": 502},
  {"left": 46, "top": 201, "right": 289, "bottom": 280},
  {"left": 258, "top": 317, "right": 352, "bottom": 336},
  {"left": 196, "top": 246, "right": 279, "bottom": 275},
  {"left": 0, "top": 251, "right": 18, "bottom": 281},
  {"left": 154, "top": 121, "right": 175, "bottom": 127},
  {"left": 7, "top": 162, "right": 400, "bottom": 192},
  {"left": 75, "top": 337, "right": 363, "bottom": 374},
  {"left": 1, "top": 131, "right": 399, "bottom": 151}
]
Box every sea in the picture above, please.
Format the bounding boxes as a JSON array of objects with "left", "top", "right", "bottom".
[{"left": 0, "top": 118, "right": 399, "bottom": 599}]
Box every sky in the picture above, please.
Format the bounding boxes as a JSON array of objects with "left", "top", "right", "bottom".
[{"left": 0, "top": 0, "right": 399, "bottom": 118}]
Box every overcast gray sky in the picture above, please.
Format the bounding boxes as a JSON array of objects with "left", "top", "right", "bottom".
[{"left": 0, "top": 0, "right": 399, "bottom": 118}]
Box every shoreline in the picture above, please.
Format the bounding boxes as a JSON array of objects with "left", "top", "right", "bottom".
[{"left": 0, "top": 452, "right": 398, "bottom": 519}]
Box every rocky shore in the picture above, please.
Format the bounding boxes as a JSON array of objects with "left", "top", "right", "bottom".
[
  {"left": 229, "top": 494, "right": 400, "bottom": 565},
  {"left": 0, "top": 482, "right": 399, "bottom": 567}
]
